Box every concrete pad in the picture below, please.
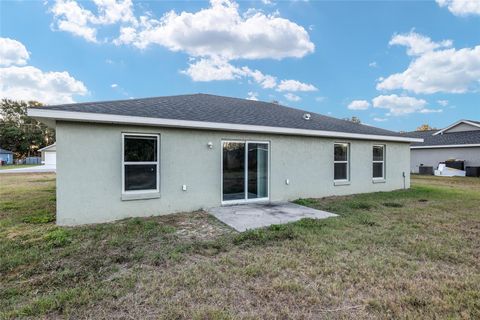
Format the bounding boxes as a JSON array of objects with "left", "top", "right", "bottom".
[{"left": 208, "top": 202, "right": 337, "bottom": 232}]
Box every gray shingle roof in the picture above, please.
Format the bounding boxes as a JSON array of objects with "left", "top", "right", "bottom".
[
  {"left": 401, "top": 130, "right": 480, "bottom": 147},
  {"left": 30, "top": 93, "right": 406, "bottom": 138}
]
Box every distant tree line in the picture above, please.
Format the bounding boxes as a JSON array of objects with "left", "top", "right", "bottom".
[
  {"left": 0, "top": 99, "right": 55, "bottom": 159},
  {"left": 416, "top": 124, "right": 437, "bottom": 131}
]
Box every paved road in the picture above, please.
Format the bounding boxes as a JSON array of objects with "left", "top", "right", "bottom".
[{"left": 0, "top": 165, "right": 56, "bottom": 174}]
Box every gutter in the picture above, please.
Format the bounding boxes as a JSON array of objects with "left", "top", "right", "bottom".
[
  {"left": 28, "top": 108, "right": 423, "bottom": 143},
  {"left": 411, "top": 144, "right": 480, "bottom": 149}
]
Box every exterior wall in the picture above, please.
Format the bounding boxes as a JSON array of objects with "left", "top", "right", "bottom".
[
  {"left": 56, "top": 122, "right": 411, "bottom": 225},
  {"left": 444, "top": 123, "right": 480, "bottom": 133},
  {"left": 410, "top": 147, "right": 480, "bottom": 173},
  {"left": 40, "top": 145, "right": 56, "bottom": 162},
  {"left": 0, "top": 153, "right": 13, "bottom": 164}
]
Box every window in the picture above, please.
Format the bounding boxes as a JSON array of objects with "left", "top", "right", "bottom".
[
  {"left": 122, "top": 134, "right": 159, "bottom": 193},
  {"left": 372, "top": 145, "right": 385, "bottom": 179},
  {"left": 334, "top": 143, "right": 349, "bottom": 181}
]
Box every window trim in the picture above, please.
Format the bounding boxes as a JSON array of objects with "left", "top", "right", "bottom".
[
  {"left": 121, "top": 133, "right": 160, "bottom": 196},
  {"left": 334, "top": 142, "right": 350, "bottom": 183},
  {"left": 372, "top": 144, "right": 385, "bottom": 181}
]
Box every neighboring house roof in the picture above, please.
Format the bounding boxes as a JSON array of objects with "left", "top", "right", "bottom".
[
  {"left": 38, "top": 143, "right": 56, "bottom": 152},
  {"left": 28, "top": 93, "right": 420, "bottom": 143},
  {"left": 402, "top": 129, "right": 480, "bottom": 149},
  {"left": 0, "top": 148, "right": 13, "bottom": 154},
  {"left": 433, "top": 119, "right": 480, "bottom": 136}
]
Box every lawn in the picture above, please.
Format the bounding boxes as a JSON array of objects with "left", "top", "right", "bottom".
[{"left": 0, "top": 174, "right": 479, "bottom": 319}]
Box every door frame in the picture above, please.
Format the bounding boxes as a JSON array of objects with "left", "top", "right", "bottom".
[{"left": 220, "top": 140, "right": 271, "bottom": 205}]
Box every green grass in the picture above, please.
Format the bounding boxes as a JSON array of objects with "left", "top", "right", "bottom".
[
  {"left": 0, "top": 173, "right": 479, "bottom": 319},
  {"left": 0, "top": 164, "right": 41, "bottom": 170}
]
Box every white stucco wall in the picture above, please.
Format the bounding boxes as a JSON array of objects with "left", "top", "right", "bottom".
[
  {"left": 56, "top": 122, "right": 411, "bottom": 225},
  {"left": 410, "top": 147, "right": 480, "bottom": 173}
]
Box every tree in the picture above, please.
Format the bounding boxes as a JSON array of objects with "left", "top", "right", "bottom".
[
  {"left": 343, "top": 116, "right": 361, "bottom": 124},
  {"left": 0, "top": 99, "right": 55, "bottom": 158},
  {"left": 416, "top": 124, "right": 437, "bottom": 131}
]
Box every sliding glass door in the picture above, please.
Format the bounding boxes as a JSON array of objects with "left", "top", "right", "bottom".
[{"left": 222, "top": 141, "right": 269, "bottom": 203}]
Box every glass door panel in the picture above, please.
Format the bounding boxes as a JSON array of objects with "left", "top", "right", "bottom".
[
  {"left": 222, "top": 142, "right": 245, "bottom": 201},
  {"left": 247, "top": 143, "right": 268, "bottom": 199}
]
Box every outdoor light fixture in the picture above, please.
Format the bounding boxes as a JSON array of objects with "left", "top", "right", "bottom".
[{"left": 207, "top": 142, "right": 213, "bottom": 149}]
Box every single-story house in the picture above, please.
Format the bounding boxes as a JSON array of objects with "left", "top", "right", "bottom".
[
  {"left": 39, "top": 143, "right": 56, "bottom": 165},
  {"left": 402, "top": 120, "right": 480, "bottom": 174},
  {"left": 0, "top": 148, "right": 14, "bottom": 165},
  {"left": 28, "top": 94, "right": 421, "bottom": 226}
]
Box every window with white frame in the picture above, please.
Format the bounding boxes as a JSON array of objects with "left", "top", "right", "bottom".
[
  {"left": 372, "top": 145, "right": 385, "bottom": 179},
  {"left": 334, "top": 143, "right": 349, "bottom": 181},
  {"left": 122, "top": 134, "right": 159, "bottom": 193}
]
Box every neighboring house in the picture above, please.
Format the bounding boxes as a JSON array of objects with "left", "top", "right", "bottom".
[
  {"left": 403, "top": 120, "right": 480, "bottom": 173},
  {"left": 39, "top": 143, "right": 56, "bottom": 165},
  {"left": 28, "top": 94, "right": 421, "bottom": 225},
  {"left": 0, "top": 148, "right": 14, "bottom": 165}
]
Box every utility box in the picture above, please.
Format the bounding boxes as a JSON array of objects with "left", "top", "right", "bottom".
[
  {"left": 419, "top": 166, "right": 434, "bottom": 175},
  {"left": 466, "top": 167, "right": 480, "bottom": 177}
]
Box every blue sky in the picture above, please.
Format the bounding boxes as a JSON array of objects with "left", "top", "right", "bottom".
[{"left": 1, "top": 0, "right": 479, "bottom": 131}]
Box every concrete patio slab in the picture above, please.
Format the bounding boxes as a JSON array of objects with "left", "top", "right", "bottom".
[{"left": 208, "top": 202, "right": 337, "bottom": 232}]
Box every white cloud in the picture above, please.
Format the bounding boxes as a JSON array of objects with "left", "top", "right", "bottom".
[
  {"left": 50, "top": 0, "right": 99, "bottom": 42},
  {"left": 242, "top": 67, "right": 277, "bottom": 89},
  {"left": 347, "top": 100, "right": 370, "bottom": 110},
  {"left": 389, "top": 31, "right": 452, "bottom": 56},
  {"left": 182, "top": 57, "right": 316, "bottom": 92},
  {"left": 0, "top": 38, "right": 30, "bottom": 66},
  {"left": 111, "top": 83, "right": 118, "bottom": 88},
  {"left": 114, "top": 0, "right": 314, "bottom": 60},
  {"left": 378, "top": 32, "right": 480, "bottom": 94},
  {"left": 368, "top": 61, "right": 378, "bottom": 68},
  {"left": 315, "top": 96, "right": 326, "bottom": 103},
  {"left": 419, "top": 108, "right": 443, "bottom": 113},
  {"left": 50, "top": 0, "right": 137, "bottom": 43},
  {"left": 378, "top": 45, "right": 480, "bottom": 94},
  {"left": 372, "top": 94, "right": 428, "bottom": 116},
  {"left": 276, "top": 79, "right": 317, "bottom": 92},
  {"left": 247, "top": 91, "right": 259, "bottom": 100},
  {"left": 0, "top": 38, "right": 87, "bottom": 104},
  {"left": 181, "top": 57, "right": 243, "bottom": 81},
  {"left": 437, "top": 99, "right": 449, "bottom": 106},
  {"left": 0, "top": 66, "right": 87, "bottom": 104},
  {"left": 373, "top": 117, "right": 388, "bottom": 122},
  {"left": 436, "top": 0, "right": 480, "bottom": 16},
  {"left": 284, "top": 93, "right": 301, "bottom": 101}
]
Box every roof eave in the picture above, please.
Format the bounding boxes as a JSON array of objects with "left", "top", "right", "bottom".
[
  {"left": 28, "top": 108, "right": 423, "bottom": 143},
  {"left": 411, "top": 144, "right": 480, "bottom": 149},
  {"left": 433, "top": 120, "right": 480, "bottom": 135}
]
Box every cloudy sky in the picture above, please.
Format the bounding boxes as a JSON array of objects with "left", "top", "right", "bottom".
[{"left": 0, "top": 0, "right": 479, "bottom": 131}]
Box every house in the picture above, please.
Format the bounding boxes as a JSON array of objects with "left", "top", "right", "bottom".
[
  {"left": 39, "top": 143, "right": 56, "bottom": 166},
  {"left": 0, "top": 148, "right": 14, "bottom": 165},
  {"left": 27, "top": 94, "right": 421, "bottom": 226},
  {"left": 403, "top": 120, "right": 480, "bottom": 174}
]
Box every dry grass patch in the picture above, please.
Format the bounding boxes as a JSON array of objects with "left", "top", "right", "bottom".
[{"left": 1, "top": 174, "right": 479, "bottom": 319}]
